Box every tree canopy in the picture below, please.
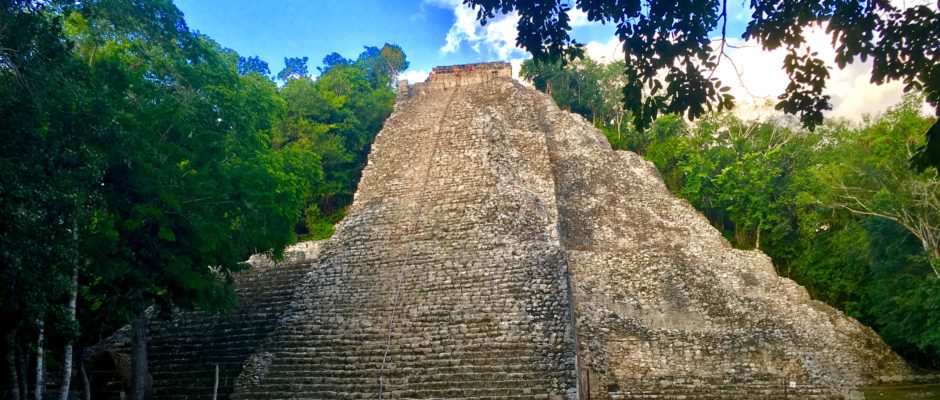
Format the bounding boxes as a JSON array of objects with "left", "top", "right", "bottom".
[
  {"left": 465, "top": 0, "right": 940, "bottom": 170},
  {"left": 277, "top": 56, "right": 310, "bottom": 82},
  {"left": 238, "top": 55, "right": 271, "bottom": 76},
  {"left": 638, "top": 99, "right": 940, "bottom": 367},
  {"left": 522, "top": 55, "right": 939, "bottom": 366},
  {"left": 1, "top": 1, "right": 406, "bottom": 398}
]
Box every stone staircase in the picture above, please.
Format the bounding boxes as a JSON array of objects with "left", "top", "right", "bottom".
[
  {"left": 144, "top": 243, "right": 318, "bottom": 400},
  {"left": 89, "top": 62, "right": 916, "bottom": 399},
  {"left": 230, "top": 66, "right": 578, "bottom": 399}
]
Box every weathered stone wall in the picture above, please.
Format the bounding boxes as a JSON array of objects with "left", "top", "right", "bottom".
[
  {"left": 85, "top": 242, "right": 319, "bottom": 400},
  {"left": 510, "top": 84, "right": 913, "bottom": 398},
  {"left": 101, "top": 63, "right": 914, "bottom": 400},
  {"left": 418, "top": 62, "right": 512, "bottom": 90},
  {"left": 231, "top": 64, "right": 578, "bottom": 399}
]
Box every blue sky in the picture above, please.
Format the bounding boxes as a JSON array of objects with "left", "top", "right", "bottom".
[
  {"left": 174, "top": 0, "right": 919, "bottom": 119},
  {"left": 175, "top": 0, "right": 627, "bottom": 78}
]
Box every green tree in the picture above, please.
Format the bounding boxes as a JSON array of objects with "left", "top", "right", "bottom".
[
  {"left": 277, "top": 56, "right": 309, "bottom": 82},
  {"left": 60, "top": 2, "right": 313, "bottom": 398},
  {"left": 814, "top": 96, "right": 940, "bottom": 278},
  {"left": 238, "top": 55, "right": 271, "bottom": 76},
  {"left": 0, "top": 1, "right": 101, "bottom": 397},
  {"left": 355, "top": 44, "right": 409, "bottom": 89},
  {"left": 318, "top": 52, "right": 350, "bottom": 74},
  {"left": 276, "top": 53, "right": 397, "bottom": 238},
  {"left": 465, "top": 0, "right": 940, "bottom": 170}
]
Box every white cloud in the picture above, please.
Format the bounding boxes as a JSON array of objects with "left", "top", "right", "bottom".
[
  {"left": 568, "top": 8, "right": 592, "bottom": 28},
  {"left": 584, "top": 36, "right": 623, "bottom": 63},
  {"left": 426, "top": 0, "right": 932, "bottom": 121},
  {"left": 428, "top": 0, "right": 526, "bottom": 60},
  {"left": 709, "top": 26, "right": 934, "bottom": 122},
  {"left": 509, "top": 57, "right": 529, "bottom": 84},
  {"left": 399, "top": 69, "right": 430, "bottom": 83},
  {"left": 577, "top": 27, "right": 934, "bottom": 122}
]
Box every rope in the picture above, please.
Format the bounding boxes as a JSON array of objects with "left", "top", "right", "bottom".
[
  {"left": 560, "top": 249, "right": 583, "bottom": 398},
  {"left": 377, "top": 80, "right": 461, "bottom": 398},
  {"left": 540, "top": 114, "right": 583, "bottom": 398}
]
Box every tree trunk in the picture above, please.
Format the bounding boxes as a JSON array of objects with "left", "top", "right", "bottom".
[
  {"left": 928, "top": 247, "right": 939, "bottom": 279},
  {"left": 17, "top": 340, "right": 28, "bottom": 400},
  {"left": 6, "top": 330, "right": 21, "bottom": 400},
  {"left": 211, "top": 364, "right": 218, "bottom": 400},
  {"left": 755, "top": 218, "right": 763, "bottom": 250},
  {"left": 734, "top": 224, "right": 747, "bottom": 248},
  {"left": 79, "top": 349, "right": 91, "bottom": 400},
  {"left": 130, "top": 310, "right": 149, "bottom": 400},
  {"left": 58, "top": 233, "right": 79, "bottom": 400},
  {"left": 34, "top": 320, "right": 43, "bottom": 400},
  {"left": 616, "top": 120, "right": 622, "bottom": 141}
]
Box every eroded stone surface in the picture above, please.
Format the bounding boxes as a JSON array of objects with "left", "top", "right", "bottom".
[
  {"left": 531, "top": 92, "right": 912, "bottom": 398},
  {"left": 232, "top": 62, "right": 578, "bottom": 399},
  {"left": 103, "top": 62, "right": 911, "bottom": 399}
]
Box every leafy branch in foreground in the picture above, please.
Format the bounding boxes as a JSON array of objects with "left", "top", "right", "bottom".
[{"left": 465, "top": 0, "right": 940, "bottom": 170}]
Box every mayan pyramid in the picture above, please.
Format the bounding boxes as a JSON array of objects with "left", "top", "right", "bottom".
[{"left": 89, "top": 62, "right": 911, "bottom": 399}]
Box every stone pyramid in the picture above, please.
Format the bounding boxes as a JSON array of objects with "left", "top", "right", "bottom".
[{"left": 92, "top": 62, "right": 911, "bottom": 400}]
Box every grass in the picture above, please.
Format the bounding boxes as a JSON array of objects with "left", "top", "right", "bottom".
[{"left": 862, "top": 382, "right": 940, "bottom": 399}]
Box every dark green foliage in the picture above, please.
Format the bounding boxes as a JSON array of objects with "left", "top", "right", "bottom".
[
  {"left": 63, "top": 0, "right": 312, "bottom": 316},
  {"left": 278, "top": 47, "right": 401, "bottom": 239},
  {"left": 355, "top": 44, "right": 409, "bottom": 89},
  {"left": 912, "top": 121, "right": 940, "bottom": 173},
  {"left": 527, "top": 62, "right": 939, "bottom": 366},
  {"left": 319, "top": 52, "right": 351, "bottom": 74},
  {"left": 0, "top": 0, "right": 330, "bottom": 396},
  {"left": 640, "top": 101, "right": 940, "bottom": 368},
  {"left": 238, "top": 55, "right": 271, "bottom": 76},
  {"left": 465, "top": 0, "right": 940, "bottom": 170},
  {"left": 277, "top": 56, "right": 310, "bottom": 82}
]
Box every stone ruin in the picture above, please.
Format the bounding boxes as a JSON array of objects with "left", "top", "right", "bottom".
[{"left": 90, "top": 62, "right": 913, "bottom": 399}]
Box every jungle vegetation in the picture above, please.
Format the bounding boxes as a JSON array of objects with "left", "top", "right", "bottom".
[
  {"left": 1, "top": 1, "right": 405, "bottom": 398},
  {"left": 2, "top": 0, "right": 938, "bottom": 398},
  {"left": 522, "top": 56, "right": 940, "bottom": 369}
]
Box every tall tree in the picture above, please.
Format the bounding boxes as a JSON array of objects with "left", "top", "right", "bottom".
[
  {"left": 355, "top": 44, "right": 409, "bottom": 89},
  {"left": 464, "top": 0, "right": 940, "bottom": 170},
  {"left": 1, "top": 1, "right": 101, "bottom": 397},
  {"left": 814, "top": 96, "right": 940, "bottom": 277},
  {"left": 277, "top": 56, "right": 309, "bottom": 82},
  {"left": 276, "top": 53, "right": 397, "bottom": 238},
  {"left": 318, "top": 52, "right": 350, "bottom": 74},
  {"left": 61, "top": 2, "right": 312, "bottom": 398},
  {"left": 237, "top": 55, "right": 271, "bottom": 76}
]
